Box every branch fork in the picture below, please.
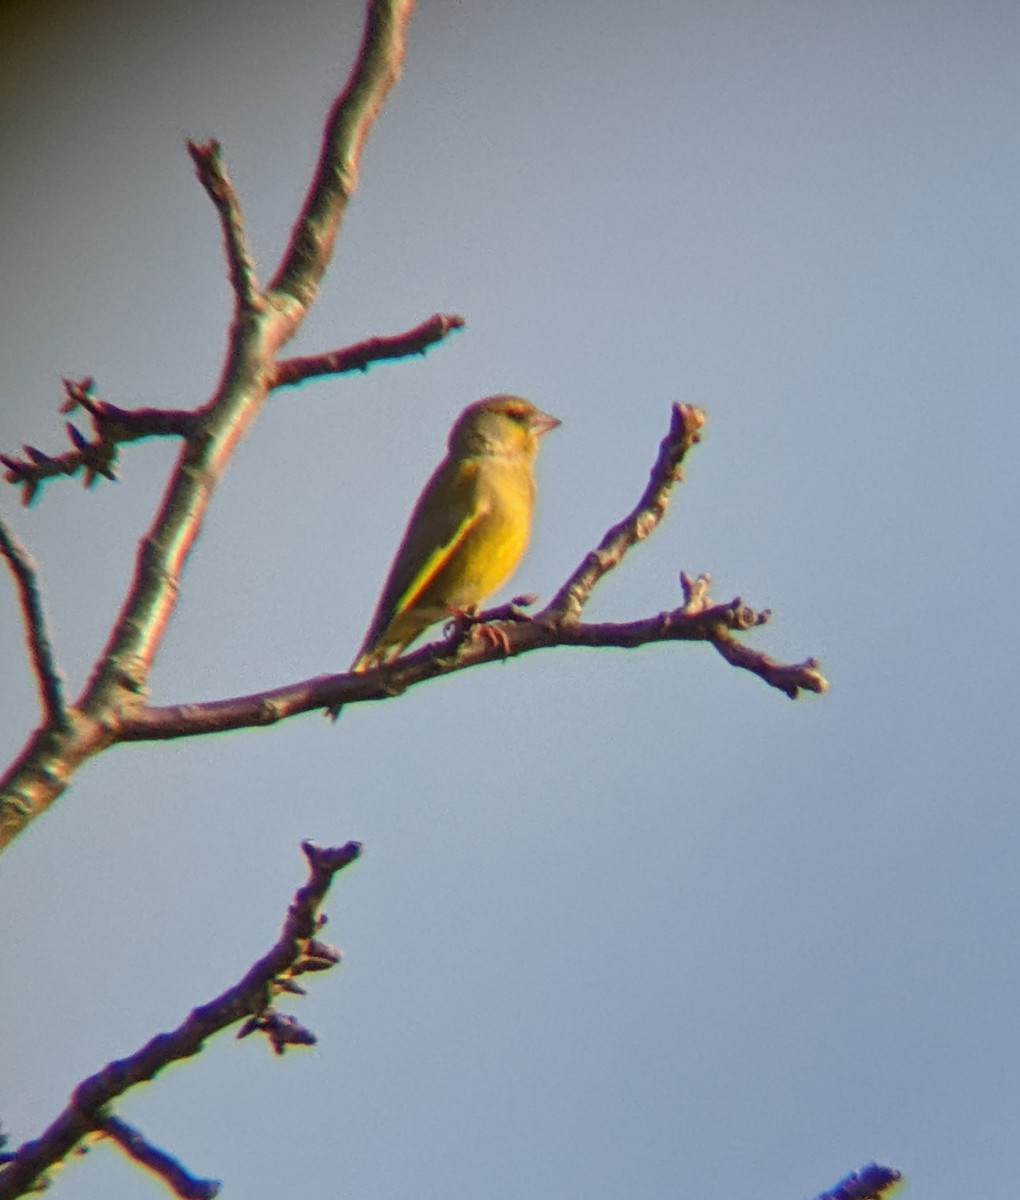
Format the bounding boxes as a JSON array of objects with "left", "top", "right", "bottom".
[{"left": 0, "top": 841, "right": 360, "bottom": 1200}]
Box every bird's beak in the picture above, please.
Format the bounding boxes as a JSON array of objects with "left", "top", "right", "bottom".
[{"left": 531, "top": 411, "right": 561, "bottom": 437}]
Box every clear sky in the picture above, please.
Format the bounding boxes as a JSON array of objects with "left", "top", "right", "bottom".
[{"left": 1, "top": 1, "right": 1018, "bottom": 1197}]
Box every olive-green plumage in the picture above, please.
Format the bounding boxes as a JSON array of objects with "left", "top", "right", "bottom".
[{"left": 351, "top": 395, "right": 560, "bottom": 671}]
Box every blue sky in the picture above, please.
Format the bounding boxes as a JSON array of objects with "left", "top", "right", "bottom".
[{"left": 2, "top": 2, "right": 1019, "bottom": 1197}]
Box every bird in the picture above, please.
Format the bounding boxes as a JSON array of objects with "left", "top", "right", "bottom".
[{"left": 350, "top": 394, "right": 560, "bottom": 673}]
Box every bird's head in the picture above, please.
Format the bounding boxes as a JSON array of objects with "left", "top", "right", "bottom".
[{"left": 449, "top": 395, "right": 561, "bottom": 460}]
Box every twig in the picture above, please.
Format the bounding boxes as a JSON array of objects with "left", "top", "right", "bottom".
[
  {"left": 103, "top": 398, "right": 825, "bottom": 739},
  {"left": 811, "top": 1163, "right": 902, "bottom": 1200},
  {"left": 0, "top": 840, "right": 360, "bottom": 1200},
  {"left": 0, "top": 311, "right": 461, "bottom": 501},
  {"left": 0, "top": 512, "right": 68, "bottom": 729},
  {"left": 711, "top": 628, "right": 827, "bottom": 698},
  {"left": 545, "top": 403, "right": 705, "bottom": 621},
  {"left": 268, "top": 0, "right": 416, "bottom": 310},
  {"left": 273, "top": 312, "right": 465, "bottom": 386},
  {"left": 187, "top": 140, "right": 260, "bottom": 311},
  {"left": 1, "top": 378, "right": 195, "bottom": 504},
  {"left": 98, "top": 1116, "right": 219, "bottom": 1200}
]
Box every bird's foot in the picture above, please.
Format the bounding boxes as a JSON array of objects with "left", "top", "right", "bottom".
[{"left": 444, "top": 596, "right": 538, "bottom": 657}]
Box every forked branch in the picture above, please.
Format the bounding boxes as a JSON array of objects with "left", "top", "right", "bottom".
[
  {"left": 0, "top": 0, "right": 421, "bottom": 850},
  {"left": 110, "top": 402, "right": 826, "bottom": 740},
  {"left": 0, "top": 841, "right": 360, "bottom": 1200}
]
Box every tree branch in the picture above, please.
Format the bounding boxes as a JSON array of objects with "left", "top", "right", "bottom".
[
  {"left": 710, "top": 626, "right": 825, "bottom": 700},
  {"left": 115, "top": 589, "right": 825, "bottom": 741},
  {"left": 268, "top": 0, "right": 416, "bottom": 311},
  {"left": 75, "top": 0, "right": 417, "bottom": 716},
  {"left": 546, "top": 402, "right": 705, "bottom": 621},
  {"left": 1, "top": 308, "right": 463, "bottom": 506},
  {"left": 811, "top": 1163, "right": 903, "bottom": 1200},
  {"left": 109, "top": 401, "right": 824, "bottom": 738},
  {"left": 0, "top": 1, "right": 438, "bottom": 851},
  {"left": 97, "top": 1116, "right": 220, "bottom": 1200},
  {"left": 273, "top": 312, "right": 465, "bottom": 387},
  {"left": 1, "top": 378, "right": 195, "bottom": 505},
  {"left": 187, "top": 139, "right": 260, "bottom": 312},
  {"left": 0, "top": 840, "right": 360, "bottom": 1200},
  {"left": 0, "top": 512, "right": 68, "bottom": 730}
]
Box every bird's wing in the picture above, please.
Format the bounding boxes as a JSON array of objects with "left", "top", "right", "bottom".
[
  {"left": 356, "top": 458, "right": 489, "bottom": 659},
  {"left": 390, "top": 463, "right": 488, "bottom": 616}
]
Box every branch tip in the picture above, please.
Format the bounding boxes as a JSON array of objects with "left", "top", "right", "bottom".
[
  {"left": 0, "top": 513, "right": 68, "bottom": 729},
  {"left": 274, "top": 312, "right": 465, "bottom": 388},
  {"left": 187, "top": 137, "right": 260, "bottom": 307},
  {"left": 812, "top": 1162, "right": 902, "bottom": 1200},
  {"left": 99, "top": 1115, "right": 221, "bottom": 1200}
]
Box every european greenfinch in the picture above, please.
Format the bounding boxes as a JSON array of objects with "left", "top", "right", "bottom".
[{"left": 351, "top": 394, "right": 560, "bottom": 672}]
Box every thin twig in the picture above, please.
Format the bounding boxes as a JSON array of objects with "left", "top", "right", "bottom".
[
  {"left": 2, "top": 378, "right": 195, "bottom": 504},
  {"left": 0, "top": 512, "right": 68, "bottom": 729},
  {"left": 98, "top": 1116, "right": 219, "bottom": 1200},
  {"left": 544, "top": 403, "right": 705, "bottom": 621},
  {"left": 274, "top": 312, "right": 465, "bottom": 387},
  {"left": 811, "top": 1163, "right": 903, "bottom": 1200},
  {"left": 711, "top": 628, "right": 827, "bottom": 698},
  {"left": 0, "top": 841, "right": 360, "bottom": 1200},
  {"left": 187, "top": 140, "right": 261, "bottom": 311},
  {"left": 268, "top": 0, "right": 416, "bottom": 309}
]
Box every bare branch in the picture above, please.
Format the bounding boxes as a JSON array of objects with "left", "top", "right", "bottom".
[
  {"left": 677, "top": 570, "right": 826, "bottom": 697},
  {"left": 0, "top": 310, "right": 461, "bottom": 501},
  {"left": 100, "top": 397, "right": 823, "bottom": 738},
  {"left": 710, "top": 629, "right": 827, "bottom": 698},
  {"left": 0, "top": 512, "right": 68, "bottom": 729},
  {"left": 114, "top": 587, "right": 825, "bottom": 740},
  {"left": 811, "top": 1163, "right": 903, "bottom": 1200},
  {"left": 0, "top": 840, "right": 360, "bottom": 1200},
  {"left": 2, "top": 378, "right": 194, "bottom": 504},
  {"left": 273, "top": 312, "right": 465, "bottom": 387},
  {"left": 75, "top": 0, "right": 417, "bottom": 715},
  {"left": 0, "top": 1, "right": 447, "bottom": 852},
  {"left": 97, "top": 1116, "right": 220, "bottom": 1200},
  {"left": 187, "top": 139, "right": 260, "bottom": 311},
  {"left": 268, "top": 0, "right": 416, "bottom": 310},
  {"left": 545, "top": 403, "right": 705, "bottom": 621}
]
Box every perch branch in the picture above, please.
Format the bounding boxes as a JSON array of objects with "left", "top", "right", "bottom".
[
  {"left": 811, "top": 1163, "right": 902, "bottom": 1200},
  {"left": 108, "top": 399, "right": 824, "bottom": 738},
  {"left": 0, "top": 512, "right": 68, "bottom": 729},
  {"left": 114, "top": 583, "right": 825, "bottom": 741},
  {"left": 187, "top": 139, "right": 260, "bottom": 311},
  {"left": 0, "top": 841, "right": 360, "bottom": 1200},
  {"left": 273, "top": 312, "right": 465, "bottom": 386}
]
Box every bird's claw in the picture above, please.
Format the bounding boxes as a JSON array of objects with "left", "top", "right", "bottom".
[{"left": 444, "top": 602, "right": 530, "bottom": 658}]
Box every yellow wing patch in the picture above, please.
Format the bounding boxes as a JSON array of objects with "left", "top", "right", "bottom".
[{"left": 393, "top": 502, "right": 488, "bottom": 616}]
